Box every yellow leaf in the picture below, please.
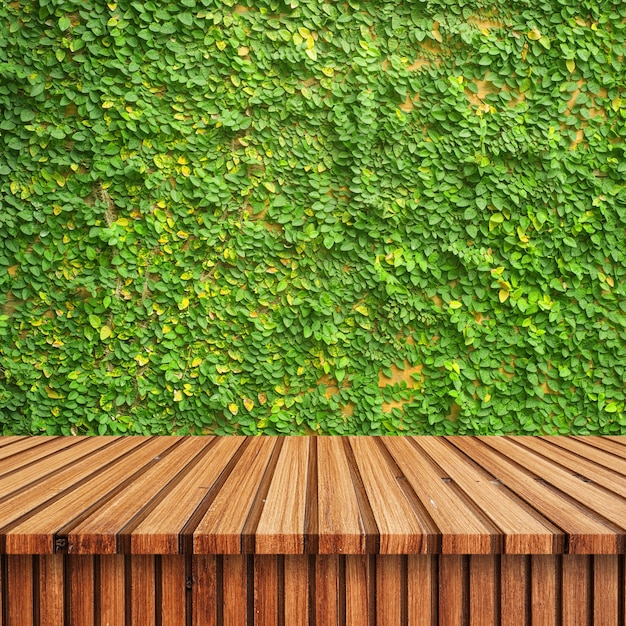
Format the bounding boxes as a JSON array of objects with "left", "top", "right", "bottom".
[
  {"left": 527, "top": 29, "right": 541, "bottom": 40},
  {"left": 243, "top": 397, "right": 254, "bottom": 411},
  {"left": 216, "top": 41, "right": 226, "bottom": 50},
  {"left": 191, "top": 357, "right": 203, "bottom": 367},
  {"left": 178, "top": 297, "right": 189, "bottom": 310},
  {"left": 322, "top": 67, "right": 334, "bottom": 77},
  {"left": 263, "top": 181, "right": 276, "bottom": 193},
  {"left": 177, "top": 155, "right": 188, "bottom": 165},
  {"left": 181, "top": 166, "right": 191, "bottom": 176},
  {"left": 355, "top": 304, "right": 369, "bottom": 316},
  {"left": 566, "top": 59, "right": 575, "bottom": 73},
  {"left": 228, "top": 403, "right": 239, "bottom": 415},
  {"left": 173, "top": 389, "right": 183, "bottom": 402},
  {"left": 102, "top": 101, "right": 114, "bottom": 109},
  {"left": 449, "top": 301, "right": 462, "bottom": 309},
  {"left": 258, "top": 392, "right": 267, "bottom": 405},
  {"left": 45, "top": 386, "right": 63, "bottom": 399},
  {"left": 451, "top": 362, "right": 461, "bottom": 374},
  {"left": 484, "top": 392, "right": 491, "bottom": 403},
  {"left": 305, "top": 47, "right": 317, "bottom": 61},
  {"left": 499, "top": 289, "right": 509, "bottom": 303},
  {"left": 432, "top": 29, "right": 443, "bottom": 43},
  {"left": 100, "top": 325, "right": 112, "bottom": 340}
]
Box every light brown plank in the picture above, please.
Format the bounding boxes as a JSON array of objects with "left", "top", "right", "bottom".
[
  {"left": 469, "top": 555, "right": 496, "bottom": 626},
  {"left": 255, "top": 437, "right": 309, "bottom": 554},
  {"left": 67, "top": 437, "right": 208, "bottom": 553},
  {"left": 438, "top": 555, "right": 465, "bottom": 626},
  {"left": 39, "top": 555, "right": 64, "bottom": 626},
  {"left": 451, "top": 437, "right": 616, "bottom": 554},
  {"left": 407, "top": 555, "right": 435, "bottom": 626},
  {"left": 68, "top": 556, "right": 94, "bottom": 626},
  {"left": 131, "top": 437, "right": 244, "bottom": 553},
  {"left": 223, "top": 555, "right": 248, "bottom": 626},
  {"left": 384, "top": 437, "right": 496, "bottom": 554},
  {"left": 377, "top": 555, "right": 403, "bottom": 626},
  {"left": 542, "top": 435, "right": 626, "bottom": 477},
  {"left": 193, "top": 556, "right": 216, "bottom": 626},
  {"left": 577, "top": 436, "right": 626, "bottom": 458},
  {"left": 345, "top": 555, "right": 372, "bottom": 626},
  {"left": 316, "top": 555, "right": 339, "bottom": 626},
  {"left": 7, "top": 555, "right": 33, "bottom": 626},
  {"left": 0, "top": 437, "right": 149, "bottom": 551},
  {"left": 0, "top": 436, "right": 75, "bottom": 470},
  {"left": 562, "top": 555, "right": 590, "bottom": 626},
  {"left": 419, "top": 437, "right": 558, "bottom": 553},
  {"left": 531, "top": 555, "right": 557, "bottom": 626},
  {"left": 131, "top": 555, "right": 156, "bottom": 626},
  {"left": 350, "top": 438, "right": 424, "bottom": 553},
  {"left": 100, "top": 555, "right": 125, "bottom": 626},
  {"left": 284, "top": 555, "right": 309, "bottom": 626},
  {"left": 194, "top": 438, "right": 276, "bottom": 554},
  {"left": 161, "top": 555, "right": 186, "bottom": 626},
  {"left": 500, "top": 555, "right": 528, "bottom": 625},
  {"left": 254, "top": 556, "right": 278, "bottom": 625},
  {"left": 594, "top": 555, "right": 619, "bottom": 626},
  {"left": 317, "top": 438, "right": 364, "bottom": 554}
]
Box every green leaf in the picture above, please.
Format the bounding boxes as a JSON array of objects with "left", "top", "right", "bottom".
[
  {"left": 58, "top": 16, "right": 71, "bottom": 31},
  {"left": 88, "top": 315, "right": 101, "bottom": 329}
]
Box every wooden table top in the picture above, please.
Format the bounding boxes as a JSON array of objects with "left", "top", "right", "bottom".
[{"left": 0, "top": 435, "right": 625, "bottom": 555}]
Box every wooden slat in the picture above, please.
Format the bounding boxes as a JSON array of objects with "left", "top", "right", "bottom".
[
  {"left": 6, "top": 555, "right": 34, "bottom": 626},
  {"left": 194, "top": 438, "right": 277, "bottom": 554},
  {"left": 131, "top": 555, "right": 155, "bottom": 626},
  {"left": 438, "top": 555, "right": 465, "bottom": 626},
  {"left": 193, "top": 555, "right": 216, "bottom": 626},
  {"left": 450, "top": 437, "right": 617, "bottom": 554},
  {"left": 542, "top": 436, "right": 626, "bottom": 476},
  {"left": 255, "top": 437, "right": 309, "bottom": 554},
  {"left": 349, "top": 438, "right": 426, "bottom": 553},
  {"left": 67, "top": 437, "right": 208, "bottom": 553},
  {"left": 407, "top": 555, "right": 435, "bottom": 626},
  {"left": 222, "top": 555, "right": 248, "bottom": 626},
  {"left": 345, "top": 555, "right": 372, "bottom": 626},
  {"left": 0, "top": 436, "right": 74, "bottom": 469},
  {"left": 131, "top": 437, "right": 244, "bottom": 553},
  {"left": 161, "top": 555, "right": 186, "bottom": 626},
  {"left": 594, "top": 555, "right": 619, "bottom": 626},
  {"left": 68, "top": 555, "right": 94, "bottom": 626},
  {"left": 254, "top": 556, "right": 278, "bottom": 625},
  {"left": 531, "top": 555, "right": 558, "bottom": 626},
  {"left": 418, "top": 437, "right": 558, "bottom": 553},
  {"left": 3, "top": 437, "right": 175, "bottom": 553},
  {"left": 317, "top": 438, "right": 365, "bottom": 554},
  {"left": 100, "top": 555, "right": 125, "bottom": 626},
  {"left": 500, "top": 555, "right": 528, "bottom": 625},
  {"left": 469, "top": 555, "right": 496, "bottom": 626},
  {"left": 315, "top": 555, "right": 339, "bottom": 626},
  {"left": 376, "top": 555, "right": 403, "bottom": 626},
  {"left": 38, "top": 555, "right": 64, "bottom": 626},
  {"left": 284, "top": 554, "right": 309, "bottom": 626},
  {"left": 562, "top": 555, "right": 590, "bottom": 626},
  {"left": 384, "top": 437, "right": 496, "bottom": 554}
]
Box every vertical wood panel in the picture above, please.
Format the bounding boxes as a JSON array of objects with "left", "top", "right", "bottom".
[
  {"left": 594, "top": 555, "right": 619, "bottom": 626},
  {"left": 131, "top": 555, "right": 156, "bottom": 626},
  {"left": 316, "top": 555, "right": 339, "bottom": 626},
  {"left": 531, "top": 555, "right": 558, "bottom": 626},
  {"left": 376, "top": 556, "right": 402, "bottom": 626},
  {"left": 161, "top": 555, "right": 186, "bottom": 626},
  {"left": 500, "top": 555, "right": 528, "bottom": 626},
  {"left": 68, "top": 555, "right": 94, "bottom": 626},
  {"left": 562, "top": 555, "right": 590, "bottom": 626},
  {"left": 223, "top": 555, "right": 248, "bottom": 626},
  {"left": 7, "top": 555, "right": 33, "bottom": 626},
  {"left": 0, "top": 555, "right": 3, "bottom": 626},
  {"left": 192, "top": 555, "right": 216, "bottom": 626},
  {"left": 469, "top": 555, "right": 496, "bottom": 626},
  {"left": 284, "top": 555, "right": 308, "bottom": 626},
  {"left": 345, "top": 555, "right": 371, "bottom": 626},
  {"left": 254, "top": 556, "right": 278, "bottom": 626},
  {"left": 100, "top": 555, "right": 125, "bottom": 626},
  {"left": 408, "top": 555, "right": 435, "bottom": 626},
  {"left": 39, "top": 555, "right": 64, "bottom": 626},
  {"left": 438, "top": 555, "right": 465, "bottom": 626}
]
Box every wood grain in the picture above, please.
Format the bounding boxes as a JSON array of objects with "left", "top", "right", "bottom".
[
  {"left": 222, "top": 555, "right": 248, "bottom": 626},
  {"left": 376, "top": 555, "right": 403, "bottom": 626},
  {"left": 500, "top": 555, "right": 528, "bottom": 625},
  {"left": 131, "top": 555, "right": 156, "bottom": 626},
  {"left": 531, "top": 555, "right": 557, "bottom": 626},
  {"left": 38, "top": 555, "right": 64, "bottom": 626},
  {"left": 593, "top": 555, "right": 619, "bottom": 626},
  {"left": 316, "top": 555, "right": 339, "bottom": 626},
  {"left": 7, "top": 555, "right": 33, "bottom": 626},
  {"left": 407, "top": 555, "right": 435, "bottom": 626},
  {"left": 469, "top": 555, "right": 496, "bottom": 626},
  {"left": 192, "top": 555, "right": 216, "bottom": 626},
  {"left": 161, "top": 555, "right": 186, "bottom": 626},
  {"left": 438, "top": 554, "right": 466, "bottom": 626},
  {"left": 284, "top": 554, "right": 309, "bottom": 626},
  {"left": 0, "top": 436, "right": 78, "bottom": 475},
  {"left": 99, "top": 555, "right": 125, "bottom": 626},
  {"left": 68, "top": 555, "right": 94, "bottom": 626},
  {"left": 254, "top": 556, "right": 278, "bottom": 625},
  {"left": 562, "top": 555, "right": 590, "bottom": 626}
]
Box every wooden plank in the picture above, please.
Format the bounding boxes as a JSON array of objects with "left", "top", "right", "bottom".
[
  {"left": 68, "top": 556, "right": 94, "bottom": 626},
  {"left": 0, "top": 436, "right": 74, "bottom": 469},
  {"left": 131, "top": 437, "right": 243, "bottom": 553},
  {"left": 254, "top": 556, "right": 278, "bottom": 625},
  {"left": 222, "top": 555, "right": 248, "bottom": 626},
  {"left": 192, "top": 555, "right": 217, "bottom": 626},
  {"left": 384, "top": 437, "right": 496, "bottom": 554},
  {"left": 531, "top": 555, "right": 558, "bottom": 626},
  {"left": 315, "top": 555, "right": 339, "bottom": 626},
  {"left": 284, "top": 555, "right": 309, "bottom": 626},
  {"left": 38, "top": 555, "right": 64, "bottom": 626},
  {"left": 577, "top": 436, "right": 626, "bottom": 458},
  {"left": 6, "top": 555, "right": 33, "bottom": 626},
  {"left": 0, "top": 437, "right": 148, "bottom": 549},
  {"left": 500, "top": 555, "right": 528, "bottom": 625},
  {"left": 542, "top": 435, "right": 626, "bottom": 476},
  {"left": 255, "top": 437, "right": 309, "bottom": 554},
  {"left": 438, "top": 555, "right": 465, "bottom": 626},
  {"left": 562, "top": 555, "right": 590, "bottom": 626},
  {"left": 345, "top": 555, "right": 372, "bottom": 626},
  {"left": 418, "top": 437, "right": 558, "bottom": 553},
  {"left": 349, "top": 438, "right": 424, "bottom": 553},
  {"left": 100, "top": 555, "right": 125, "bottom": 626},
  {"left": 67, "top": 437, "right": 208, "bottom": 553},
  {"left": 469, "top": 555, "right": 496, "bottom": 626},
  {"left": 594, "top": 555, "right": 619, "bottom": 626},
  {"left": 407, "top": 555, "right": 435, "bottom": 626},
  {"left": 376, "top": 555, "right": 403, "bottom": 626},
  {"left": 451, "top": 437, "right": 616, "bottom": 554},
  {"left": 317, "top": 438, "right": 364, "bottom": 554},
  {"left": 161, "top": 555, "right": 186, "bottom": 626},
  {"left": 131, "top": 555, "right": 156, "bottom": 626}
]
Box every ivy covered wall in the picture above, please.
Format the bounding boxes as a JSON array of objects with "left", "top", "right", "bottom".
[{"left": 1, "top": 0, "right": 625, "bottom": 435}]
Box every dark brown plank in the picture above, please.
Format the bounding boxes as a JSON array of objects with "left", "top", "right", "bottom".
[
  {"left": 345, "top": 555, "right": 372, "bottom": 626},
  {"left": 193, "top": 555, "right": 216, "bottom": 626},
  {"left": 131, "top": 437, "right": 243, "bottom": 553},
  {"left": 6, "top": 555, "right": 33, "bottom": 626},
  {"left": 500, "top": 555, "right": 528, "bottom": 625},
  {"left": 194, "top": 438, "right": 276, "bottom": 554},
  {"left": 316, "top": 555, "right": 339, "bottom": 626},
  {"left": 284, "top": 554, "right": 308, "bottom": 626},
  {"left": 407, "top": 555, "right": 435, "bottom": 626},
  {"left": 131, "top": 555, "right": 156, "bottom": 626},
  {"left": 38, "top": 555, "right": 64, "bottom": 626},
  {"left": 223, "top": 555, "right": 248, "bottom": 626},
  {"left": 594, "top": 555, "right": 619, "bottom": 626},
  {"left": 161, "top": 555, "right": 186, "bottom": 626},
  {"left": 562, "top": 555, "right": 590, "bottom": 626},
  {"left": 100, "top": 555, "right": 125, "bottom": 626},
  {"left": 531, "top": 555, "right": 557, "bottom": 626},
  {"left": 438, "top": 555, "right": 465, "bottom": 626},
  {"left": 254, "top": 556, "right": 278, "bottom": 625},
  {"left": 376, "top": 555, "right": 403, "bottom": 626},
  {"left": 469, "top": 555, "right": 496, "bottom": 626},
  {"left": 68, "top": 556, "right": 94, "bottom": 626}
]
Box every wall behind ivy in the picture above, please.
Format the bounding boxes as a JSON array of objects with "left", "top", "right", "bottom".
[{"left": 1, "top": 0, "right": 625, "bottom": 435}]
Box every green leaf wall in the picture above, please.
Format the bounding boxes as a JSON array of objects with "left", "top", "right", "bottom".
[{"left": 1, "top": 0, "right": 625, "bottom": 435}]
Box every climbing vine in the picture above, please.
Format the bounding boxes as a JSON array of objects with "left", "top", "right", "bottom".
[{"left": 1, "top": 0, "right": 625, "bottom": 435}]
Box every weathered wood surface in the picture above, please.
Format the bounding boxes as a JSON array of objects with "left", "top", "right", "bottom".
[{"left": 1, "top": 436, "right": 626, "bottom": 556}]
